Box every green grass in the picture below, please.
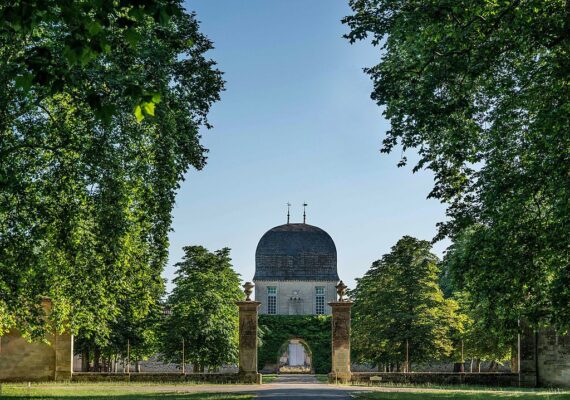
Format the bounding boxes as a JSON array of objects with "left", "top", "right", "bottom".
[
  {"left": 261, "top": 374, "right": 278, "bottom": 384},
  {"left": 354, "top": 389, "right": 570, "bottom": 400},
  {"left": 315, "top": 374, "right": 329, "bottom": 383},
  {"left": 0, "top": 383, "right": 253, "bottom": 399}
]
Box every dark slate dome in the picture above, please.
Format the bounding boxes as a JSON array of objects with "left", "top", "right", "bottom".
[{"left": 254, "top": 223, "right": 339, "bottom": 281}]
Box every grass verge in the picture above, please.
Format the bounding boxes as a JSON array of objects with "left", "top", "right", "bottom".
[
  {"left": 353, "top": 389, "right": 570, "bottom": 399},
  {"left": 0, "top": 383, "right": 253, "bottom": 399}
]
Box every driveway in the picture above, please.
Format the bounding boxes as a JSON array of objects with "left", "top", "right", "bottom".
[{"left": 256, "top": 375, "right": 354, "bottom": 399}]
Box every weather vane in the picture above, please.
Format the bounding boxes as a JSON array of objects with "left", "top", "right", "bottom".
[
  {"left": 303, "top": 202, "right": 308, "bottom": 224},
  {"left": 287, "top": 202, "right": 291, "bottom": 224}
]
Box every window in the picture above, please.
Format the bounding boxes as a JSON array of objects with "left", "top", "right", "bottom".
[
  {"left": 315, "top": 286, "right": 325, "bottom": 315},
  {"left": 267, "top": 286, "right": 277, "bottom": 315}
]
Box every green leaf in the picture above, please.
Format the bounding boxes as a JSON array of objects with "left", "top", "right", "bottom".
[
  {"left": 134, "top": 104, "right": 144, "bottom": 122},
  {"left": 142, "top": 101, "right": 155, "bottom": 117}
]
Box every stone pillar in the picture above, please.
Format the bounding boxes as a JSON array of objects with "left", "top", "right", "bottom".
[
  {"left": 236, "top": 282, "right": 262, "bottom": 384},
  {"left": 329, "top": 280, "right": 353, "bottom": 383},
  {"left": 519, "top": 321, "right": 538, "bottom": 387},
  {"left": 54, "top": 331, "right": 74, "bottom": 381}
]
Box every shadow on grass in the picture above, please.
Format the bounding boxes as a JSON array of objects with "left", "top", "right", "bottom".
[
  {"left": 355, "top": 392, "right": 570, "bottom": 400},
  {"left": 0, "top": 392, "right": 252, "bottom": 400}
]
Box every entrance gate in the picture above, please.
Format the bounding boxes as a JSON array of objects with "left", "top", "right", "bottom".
[{"left": 236, "top": 281, "right": 353, "bottom": 383}]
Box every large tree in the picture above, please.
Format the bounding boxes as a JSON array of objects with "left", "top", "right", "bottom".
[
  {"left": 160, "top": 246, "right": 243, "bottom": 372},
  {"left": 0, "top": 5, "right": 224, "bottom": 338},
  {"left": 351, "top": 236, "right": 461, "bottom": 370},
  {"left": 344, "top": 1, "right": 570, "bottom": 332}
]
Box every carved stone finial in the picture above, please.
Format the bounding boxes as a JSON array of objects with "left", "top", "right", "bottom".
[
  {"left": 243, "top": 282, "right": 254, "bottom": 301},
  {"left": 336, "top": 280, "right": 347, "bottom": 302}
]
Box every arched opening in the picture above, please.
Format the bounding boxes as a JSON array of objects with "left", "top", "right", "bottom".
[{"left": 277, "top": 338, "right": 313, "bottom": 373}]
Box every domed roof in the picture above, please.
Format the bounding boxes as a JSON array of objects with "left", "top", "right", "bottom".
[{"left": 254, "top": 223, "right": 339, "bottom": 281}]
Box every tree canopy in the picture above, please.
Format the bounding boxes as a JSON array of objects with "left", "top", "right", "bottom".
[
  {"left": 0, "top": 5, "right": 224, "bottom": 338},
  {"left": 344, "top": 0, "right": 570, "bottom": 332},
  {"left": 351, "top": 236, "right": 462, "bottom": 370},
  {"left": 160, "top": 246, "right": 243, "bottom": 372}
]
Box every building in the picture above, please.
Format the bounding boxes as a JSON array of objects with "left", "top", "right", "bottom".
[
  {"left": 253, "top": 220, "right": 341, "bottom": 373},
  {"left": 254, "top": 222, "right": 340, "bottom": 315}
]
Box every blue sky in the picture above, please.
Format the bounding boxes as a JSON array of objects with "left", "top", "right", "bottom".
[{"left": 165, "top": 0, "right": 449, "bottom": 292}]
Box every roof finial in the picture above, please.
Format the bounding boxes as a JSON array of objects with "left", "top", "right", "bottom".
[
  {"left": 303, "top": 202, "right": 308, "bottom": 224},
  {"left": 287, "top": 202, "right": 291, "bottom": 224}
]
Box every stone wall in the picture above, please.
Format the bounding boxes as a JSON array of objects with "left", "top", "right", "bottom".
[
  {"left": 255, "top": 280, "right": 337, "bottom": 315},
  {"left": 0, "top": 330, "right": 73, "bottom": 382},
  {"left": 351, "top": 372, "right": 519, "bottom": 387},
  {"left": 72, "top": 372, "right": 240, "bottom": 383},
  {"left": 520, "top": 327, "right": 570, "bottom": 388}
]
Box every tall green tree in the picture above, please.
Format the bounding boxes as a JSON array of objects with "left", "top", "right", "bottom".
[
  {"left": 344, "top": 0, "right": 570, "bottom": 332},
  {"left": 441, "top": 227, "right": 518, "bottom": 365},
  {"left": 351, "top": 236, "right": 461, "bottom": 370},
  {"left": 0, "top": 6, "right": 224, "bottom": 338},
  {"left": 160, "top": 246, "right": 243, "bottom": 372}
]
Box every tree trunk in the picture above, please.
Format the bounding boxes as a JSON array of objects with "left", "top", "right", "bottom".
[
  {"left": 511, "top": 346, "right": 519, "bottom": 373},
  {"left": 474, "top": 358, "right": 481, "bottom": 372},
  {"left": 81, "top": 349, "right": 89, "bottom": 372},
  {"left": 136, "top": 360, "right": 141, "bottom": 373},
  {"left": 488, "top": 360, "right": 498, "bottom": 372},
  {"left": 93, "top": 347, "right": 101, "bottom": 372}
]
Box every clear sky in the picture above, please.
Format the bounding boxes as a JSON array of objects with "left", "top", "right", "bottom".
[{"left": 164, "top": 0, "right": 450, "bottom": 293}]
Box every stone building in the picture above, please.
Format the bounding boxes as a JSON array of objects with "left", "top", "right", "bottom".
[
  {"left": 253, "top": 220, "right": 341, "bottom": 373},
  {"left": 254, "top": 222, "right": 340, "bottom": 316}
]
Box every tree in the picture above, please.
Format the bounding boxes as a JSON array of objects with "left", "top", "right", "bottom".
[
  {"left": 160, "top": 246, "right": 243, "bottom": 372},
  {"left": 440, "top": 227, "right": 518, "bottom": 367},
  {"left": 344, "top": 1, "right": 569, "bottom": 332},
  {"left": 0, "top": 0, "right": 184, "bottom": 119},
  {"left": 351, "top": 236, "right": 461, "bottom": 370},
  {"left": 0, "top": 7, "right": 224, "bottom": 338}
]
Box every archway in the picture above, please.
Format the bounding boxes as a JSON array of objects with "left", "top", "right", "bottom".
[{"left": 277, "top": 338, "right": 313, "bottom": 373}]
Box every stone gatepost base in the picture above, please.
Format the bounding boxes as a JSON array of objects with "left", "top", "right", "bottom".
[
  {"left": 238, "top": 372, "right": 262, "bottom": 384},
  {"left": 329, "top": 301, "right": 353, "bottom": 384}
]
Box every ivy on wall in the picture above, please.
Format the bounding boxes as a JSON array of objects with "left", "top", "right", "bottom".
[{"left": 258, "top": 315, "right": 331, "bottom": 374}]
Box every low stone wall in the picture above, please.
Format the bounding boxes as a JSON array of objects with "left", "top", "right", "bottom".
[
  {"left": 350, "top": 372, "right": 519, "bottom": 387},
  {"left": 72, "top": 372, "right": 241, "bottom": 384}
]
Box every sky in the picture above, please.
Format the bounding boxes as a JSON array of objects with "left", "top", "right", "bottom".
[{"left": 164, "top": 0, "right": 450, "bottom": 293}]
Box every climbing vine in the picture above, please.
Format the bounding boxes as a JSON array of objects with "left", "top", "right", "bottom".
[{"left": 258, "top": 315, "right": 331, "bottom": 374}]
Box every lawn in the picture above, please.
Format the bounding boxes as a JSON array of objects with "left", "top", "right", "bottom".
[
  {"left": 0, "top": 383, "right": 253, "bottom": 399},
  {"left": 354, "top": 389, "right": 570, "bottom": 400}
]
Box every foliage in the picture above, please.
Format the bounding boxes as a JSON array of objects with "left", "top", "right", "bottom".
[
  {"left": 344, "top": 0, "right": 570, "bottom": 333},
  {"left": 0, "top": 0, "right": 186, "bottom": 119},
  {"left": 441, "top": 228, "right": 517, "bottom": 362},
  {"left": 351, "top": 236, "right": 462, "bottom": 368},
  {"left": 160, "top": 246, "right": 243, "bottom": 371},
  {"left": 258, "top": 315, "right": 332, "bottom": 374},
  {"left": 0, "top": 6, "right": 224, "bottom": 338}
]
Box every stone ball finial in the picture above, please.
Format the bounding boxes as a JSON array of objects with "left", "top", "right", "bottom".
[
  {"left": 243, "top": 281, "right": 254, "bottom": 301},
  {"left": 336, "top": 280, "right": 347, "bottom": 302}
]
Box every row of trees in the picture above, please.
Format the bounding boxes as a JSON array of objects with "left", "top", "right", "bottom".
[
  {"left": 351, "top": 236, "right": 511, "bottom": 371},
  {"left": 0, "top": 0, "right": 224, "bottom": 352},
  {"left": 76, "top": 246, "right": 243, "bottom": 372},
  {"left": 344, "top": 0, "right": 569, "bottom": 368}
]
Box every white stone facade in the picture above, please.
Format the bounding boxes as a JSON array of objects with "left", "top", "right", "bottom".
[{"left": 254, "top": 280, "right": 337, "bottom": 315}]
